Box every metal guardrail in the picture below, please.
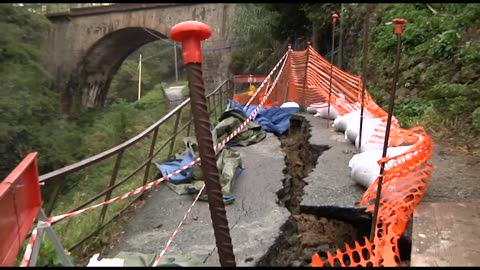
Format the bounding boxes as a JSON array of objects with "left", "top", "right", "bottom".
[{"left": 40, "top": 79, "right": 233, "bottom": 252}]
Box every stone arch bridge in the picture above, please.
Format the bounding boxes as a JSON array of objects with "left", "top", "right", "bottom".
[{"left": 45, "top": 3, "right": 236, "bottom": 113}]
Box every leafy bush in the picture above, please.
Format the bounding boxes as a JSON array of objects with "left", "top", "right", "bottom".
[
  {"left": 0, "top": 5, "right": 60, "bottom": 178},
  {"left": 429, "top": 30, "right": 461, "bottom": 59},
  {"left": 426, "top": 83, "right": 480, "bottom": 119}
]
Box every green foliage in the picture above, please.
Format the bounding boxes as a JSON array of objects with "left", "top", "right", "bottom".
[
  {"left": 458, "top": 39, "right": 480, "bottom": 65},
  {"left": 77, "top": 87, "right": 168, "bottom": 155},
  {"left": 35, "top": 240, "right": 66, "bottom": 267},
  {"left": 0, "top": 4, "right": 59, "bottom": 178},
  {"left": 14, "top": 238, "right": 71, "bottom": 266},
  {"left": 429, "top": 30, "right": 461, "bottom": 59},
  {"left": 426, "top": 83, "right": 480, "bottom": 121},
  {"left": 229, "top": 4, "right": 284, "bottom": 74},
  {"left": 107, "top": 60, "right": 143, "bottom": 104},
  {"left": 229, "top": 3, "right": 344, "bottom": 73},
  {"left": 472, "top": 107, "right": 480, "bottom": 132},
  {"left": 134, "top": 83, "right": 167, "bottom": 110},
  {"left": 107, "top": 40, "right": 184, "bottom": 105},
  {"left": 349, "top": 3, "right": 480, "bottom": 138}
]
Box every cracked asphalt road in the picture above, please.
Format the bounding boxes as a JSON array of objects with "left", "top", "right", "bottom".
[
  {"left": 104, "top": 133, "right": 290, "bottom": 266},
  {"left": 100, "top": 112, "right": 479, "bottom": 266}
]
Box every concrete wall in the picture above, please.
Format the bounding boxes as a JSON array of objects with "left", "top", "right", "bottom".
[{"left": 45, "top": 3, "right": 236, "bottom": 112}]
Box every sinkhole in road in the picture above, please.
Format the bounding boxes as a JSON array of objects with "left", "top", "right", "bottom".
[{"left": 255, "top": 114, "right": 411, "bottom": 266}]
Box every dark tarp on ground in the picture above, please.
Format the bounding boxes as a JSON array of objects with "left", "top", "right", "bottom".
[
  {"left": 227, "top": 99, "right": 300, "bottom": 135},
  {"left": 214, "top": 108, "right": 267, "bottom": 147},
  {"left": 153, "top": 99, "right": 299, "bottom": 201}
]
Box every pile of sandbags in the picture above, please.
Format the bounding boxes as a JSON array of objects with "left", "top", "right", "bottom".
[
  {"left": 331, "top": 108, "right": 398, "bottom": 153},
  {"left": 333, "top": 108, "right": 410, "bottom": 190},
  {"left": 348, "top": 146, "right": 412, "bottom": 189}
]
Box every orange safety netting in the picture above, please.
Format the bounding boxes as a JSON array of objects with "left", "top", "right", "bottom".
[{"left": 233, "top": 44, "right": 434, "bottom": 267}]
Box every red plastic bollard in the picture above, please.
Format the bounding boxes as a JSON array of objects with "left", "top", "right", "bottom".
[
  {"left": 170, "top": 21, "right": 212, "bottom": 64},
  {"left": 392, "top": 18, "right": 408, "bottom": 35},
  {"left": 332, "top": 13, "right": 339, "bottom": 25}
]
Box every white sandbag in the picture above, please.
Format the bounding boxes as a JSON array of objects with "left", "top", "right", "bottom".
[
  {"left": 345, "top": 127, "right": 358, "bottom": 144},
  {"left": 334, "top": 110, "right": 361, "bottom": 132},
  {"left": 314, "top": 106, "right": 339, "bottom": 120},
  {"left": 306, "top": 106, "right": 318, "bottom": 114},
  {"left": 280, "top": 101, "right": 300, "bottom": 108},
  {"left": 333, "top": 115, "right": 348, "bottom": 132},
  {"left": 348, "top": 146, "right": 411, "bottom": 189},
  {"left": 333, "top": 116, "right": 344, "bottom": 131},
  {"left": 354, "top": 118, "right": 387, "bottom": 152},
  {"left": 87, "top": 253, "right": 125, "bottom": 267},
  {"left": 343, "top": 110, "right": 376, "bottom": 143},
  {"left": 334, "top": 109, "right": 374, "bottom": 132}
]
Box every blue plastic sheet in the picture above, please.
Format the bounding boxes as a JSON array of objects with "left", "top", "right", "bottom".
[
  {"left": 228, "top": 100, "right": 300, "bottom": 135},
  {"left": 153, "top": 148, "right": 194, "bottom": 184}
]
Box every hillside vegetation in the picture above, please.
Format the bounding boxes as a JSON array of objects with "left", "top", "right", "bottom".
[
  {"left": 230, "top": 3, "right": 480, "bottom": 154},
  {"left": 0, "top": 4, "right": 185, "bottom": 179}
]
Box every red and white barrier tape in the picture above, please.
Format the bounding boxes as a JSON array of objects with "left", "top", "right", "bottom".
[
  {"left": 20, "top": 47, "right": 291, "bottom": 266},
  {"left": 20, "top": 227, "right": 38, "bottom": 267},
  {"left": 152, "top": 47, "right": 291, "bottom": 263},
  {"left": 244, "top": 49, "right": 290, "bottom": 109},
  {"left": 151, "top": 184, "right": 206, "bottom": 267},
  {"left": 46, "top": 158, "right": 200, "bottom": 224}
]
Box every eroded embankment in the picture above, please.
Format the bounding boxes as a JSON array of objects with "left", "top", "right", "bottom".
[{"left": 256, "top": 115, "right": 371, "bottom": 266}]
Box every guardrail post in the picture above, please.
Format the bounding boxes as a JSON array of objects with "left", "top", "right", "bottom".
[
  {"left": 168, "top": 109, "right": 183, "bottom": 158},
  {"left": 142, "top": 127, "right": 159, "bottom": 186},
  {"left": 99, "top": 150, "right": 124, "bottom": 223},
  {"left": 171, "top": 21, "right": 236, "bottom": 266}
]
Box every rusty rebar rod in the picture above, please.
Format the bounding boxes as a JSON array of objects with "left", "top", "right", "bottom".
[
  {"left": 327, "top": 13, "right": 339, "bottom": 128},
  {"left": 171, "top": 21, "right": 236, "bottom": 266},
  {"left": 358, "top": 6, "right": 371, "bottom": 151},
  {"left": 301, "top": 42, "right": 311, "bottom": 110},
  {"left": 369, "top": 18, "right": 408, "bottom": 242}
]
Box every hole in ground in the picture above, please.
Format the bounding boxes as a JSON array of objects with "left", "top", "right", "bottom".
[{"left": 257, "top": 114, "right": 411, "bottom": 266}]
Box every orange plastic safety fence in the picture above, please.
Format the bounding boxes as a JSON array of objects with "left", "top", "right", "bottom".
[
  {"left": 277, "top": 45, "right": 434, "bottom": 267},
  {"left": 232, "top": 45, "right": 433, "bottom": 266},
  {"left": 310, "top": 237, "right": 378, "bottom": 267}
]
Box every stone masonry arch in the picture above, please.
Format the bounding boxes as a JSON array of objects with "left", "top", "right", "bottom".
[
  {"left": 79, "top": 27, "right": 166, "bottom": 109},
  {"left": 45, "top": 3, "right": 235, "bottom": 113}
]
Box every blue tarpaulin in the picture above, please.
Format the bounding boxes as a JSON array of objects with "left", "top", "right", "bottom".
[
  {"left": 228, "top": 100, "right": 300, "bottom": 135},
  {"left": 153, "top": 148, "right": 194, "bottom": 184}
]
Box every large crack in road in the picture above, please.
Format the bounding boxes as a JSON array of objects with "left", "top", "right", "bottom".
[{"left": 256, "top": 115, "right": 370, "bottom": 266}]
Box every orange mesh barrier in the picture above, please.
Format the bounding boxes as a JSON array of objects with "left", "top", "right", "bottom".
[
  {"left": 232, "top": 44, "right": 434, "bottom": 266},
  {"left": 293, "top": 44, "right": 435, "bottom": 267}
]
